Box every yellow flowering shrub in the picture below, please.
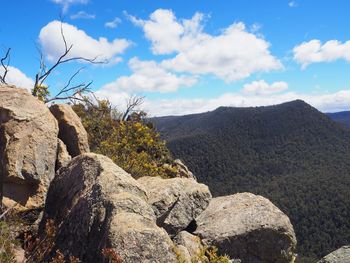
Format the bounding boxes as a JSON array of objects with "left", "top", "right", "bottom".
[{"left": 73, "top": 99, "right": 176, "bottom": 178}]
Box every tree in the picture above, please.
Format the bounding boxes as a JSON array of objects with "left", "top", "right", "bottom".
[
  {"left": 1, "top": 21, "right": 105, "bottom": 103},
  {"left": 33, "top": 22, "right": 105, "bottom": 103},
  {"left": 0, "top": 48, "right": 10, "bottom": 84}
]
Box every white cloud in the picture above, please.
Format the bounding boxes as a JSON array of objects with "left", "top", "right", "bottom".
[
  {"left": 70, "top": 11, "right": 95, "bottom": 20},
  {"left": 105, "top": 17, "right": 122, "bottom": 29},
  {"left": 39, "top": 20, "right": 131, "bottom": 64},
  {"left": 250, "top": 23, "right": 262, "bottom": 33},
  {"left": 293, "top": 39, "right": 350, "bottom": 68},
  {"left": 128, "top": 9, "right": 282, "bottom": 82},
  {"left": 243, "top": 80, "right": 288, "bottom": 95},
  {"left": 100, "top": 57, "right": 197, "bottom": 93},
  {"left": 51, "top": 0, "right": 88, "bottom": 13},
  {"left": 0, "top": 66, "right": 34, "bottom": 91}
]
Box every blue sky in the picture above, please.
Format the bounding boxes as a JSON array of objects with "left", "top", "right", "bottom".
[{"left": 1, "top": 0, "right": 350, "bottom": 116}]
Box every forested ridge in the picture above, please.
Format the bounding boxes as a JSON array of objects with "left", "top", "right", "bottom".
[
  {"left": 327, "top": 111, "right": 350, "bottom": 129},
  {"left": 153, "top": 100, "right": 350, "bottom": 259}
]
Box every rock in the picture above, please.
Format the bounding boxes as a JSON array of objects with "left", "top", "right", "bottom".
[
  {"left": 137, "top": 176, "right": 211, "bottom": 236},
  {"left": 0, "top": 85, "right": 58, "bottom": 208},
  {"left": 49, "top": 104, "right": 89, "bottom": 157},
  {"left": 318, "top": 246, "right": 350, "bottom": 263},
  {"left": 174, "top": 231, "right": 203, "bottom": 261},
  {"left": 109, "top": 212, "right": 177, "bottom": 263},
  {"left": 175, "top": 245, "right": 192, "bottom": 263},
  {"left": 109, "top": 192, "right": 156, "bottom": 221},
  {"left": 40, "top": 153, "right": 177, "bottom": 262},
  {"left": 194, "top": 192, "right": 297, "bottom": 263},
  {"left": 173, "top": 159, "right": 197, "bottom": 180},
  {"left": 55, "top": 139, "right": 71, "bottom": 170}
]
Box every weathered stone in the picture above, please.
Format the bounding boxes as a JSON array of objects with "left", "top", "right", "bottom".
[
  {"left": 173, "top": 159, "right": 196, "bottom": 180},
  {"left": 175, "top": 245, "right": 192, "bottom": 263},
  {"left": 0, "top": 84, "right": 58, "bottom": 208},
  {"left": 40, "top": 153, "right": 177, "bottom": 262},
  {"left": 174, "top": 231, "right": 203, "bottom": 261},
  {"left": 137, "top": 176, "right": 211, "bottom": 236},
  {"left": 55, "top": 139, "right": 71, "bottom": 170},
  {"left": 318, "top": 246, "right": 350, "bottom": 263},
  {"left": 49, "top": 104, "right": 89, "bottom": 157},
  {"left": 109, "top": 212, "right": 177, "bottom": 263},
  {"left": 195, "top": 192, "right": 297, "bottom": 263},
  {"left": 109, "top": 192, "right": 156, "bottom": 221}
]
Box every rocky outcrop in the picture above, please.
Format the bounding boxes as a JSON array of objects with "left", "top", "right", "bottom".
[
  {"left": 40, "top": 153, "right": 177, "bottom": 263},
  {"left": 49, "top": 104, "right": 89, "bottom": 157},
  {"left": 318, "top": 246, "right": 350, "bottom": 263},
  {"left": 138, "top": 176, "right": 211, "bottom": 236},
  {"left": 173, "top": 159, "right": 196, "bottom": 180},
  {"left": 0, "top": 85, "right": 58, "bottom": 208},
  {"left": 195, "top": 192, "right": 297, "bottom": 263},
  {"left": 55, "top": 139, "right": 71, "bottom": 170}
]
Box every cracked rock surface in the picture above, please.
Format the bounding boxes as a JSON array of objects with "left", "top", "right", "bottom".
[{"left": 138, "top": 176, "right": 212, "bottom": 236}]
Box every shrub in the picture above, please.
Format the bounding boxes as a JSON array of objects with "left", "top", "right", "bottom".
[
  {"left": 72, "top": 99, "right": 176, "bottom": 178},
  {"left": 0, "top": 220, "right": 17, "bottom": 263},
  {"left": 196, "top": 246, "right": 231, "bottom": 263}
]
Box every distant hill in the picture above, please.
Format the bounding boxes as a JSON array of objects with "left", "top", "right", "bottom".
[
  {"left": 153, "top": 100, "right": 350, "bottom": 259},
  {"left": 327, "top": 111, "right": 350, "bottom": 129}
]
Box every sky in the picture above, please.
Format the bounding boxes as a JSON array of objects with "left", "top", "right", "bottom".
[{"left": 1, "top": 0, "right": 350, "bottom": 116}]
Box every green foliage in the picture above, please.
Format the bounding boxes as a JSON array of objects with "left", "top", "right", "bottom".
[
  {"left": 32, "top": 84, "right": 50, "bottom": 102},
  {"left": 73, "top": 99, "right": 175, "bottom": 178},
  {"left": 195, "top": 246, "right": 230, "bottom": 263},
  {"left": 174, "top": 245, "right": 230, "bottom": 263},
  {"left": 154, "top": 100, "right": 350, "bottom": 259},
  {"left": 0, "top": 221, "right": 17, "bottom": 263}
]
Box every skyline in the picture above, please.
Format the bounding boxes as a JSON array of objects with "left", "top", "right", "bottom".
[{"left": 1, "top": 0, "right": 350, "bottom": 116}]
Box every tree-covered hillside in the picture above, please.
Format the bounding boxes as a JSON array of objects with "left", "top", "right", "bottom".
[
  {"left": 153, "top": 100, "right": 350, "bottom": 259},
  {"left": 327, "top": 111, "right": 350, "bottom": 129}
]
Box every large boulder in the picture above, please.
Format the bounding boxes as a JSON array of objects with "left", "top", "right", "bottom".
[
  {"left": 49, "top": 104, "right": 89, "bottom": 157},
  {"left": 0, "top": 85, "right": 58, "bottom": 208},
  {"left": 40, "top": 153, "right": 177, "bottom": 263},
  {"left": 137, "top": 176, "right": 211, "bottom": 236},
  {"left": 194, "top": 192, "right": 297, "bottom": 263},
  {"left": 318, "top": 246, "right": 350, "bottom": 263}
]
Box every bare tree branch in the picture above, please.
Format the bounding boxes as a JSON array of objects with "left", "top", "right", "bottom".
[
  {"left": 122, "top": 95, "right": 145, "bottom": 121},
  {"left": 34, "top": 21, "right": 107, "bottom": 103},
  {"left": 0, "top": 48, "right": 11, "bottom": 84}
]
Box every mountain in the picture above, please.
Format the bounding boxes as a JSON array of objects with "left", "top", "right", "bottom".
[
  {"left": 327, "top": 111, "right": 350, "bottom": 129},
  {"left": 153, "top": 100, "right": 350, "bottom": 259}
]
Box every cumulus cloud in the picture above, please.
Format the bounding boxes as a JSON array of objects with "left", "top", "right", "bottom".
[
  {"left": 0, "top": 66, "right": 34, "bottom": 90},
  {"left": 39, "top": 20, "right": 131, "bottom": 64},
  {"left": 293, "top": 39, "right": 350, "bottom": 68},
  {"left": 243, "top": 80, "right": 288, "bottom": 95},
  {"left": 51, "top": 0, "right": 88, "bottom": 13},
  {"left": 70, "top": 11, "right": 95, "bottom": 20},
  {"left": 105, "top": 17, "right": 122, "bottom": 29},
  {"left": 127, "top": 9, "right": 282, "bottom": 82},
  {"left": 100, "top": 57, "right": 197, "bottom": 93}
]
